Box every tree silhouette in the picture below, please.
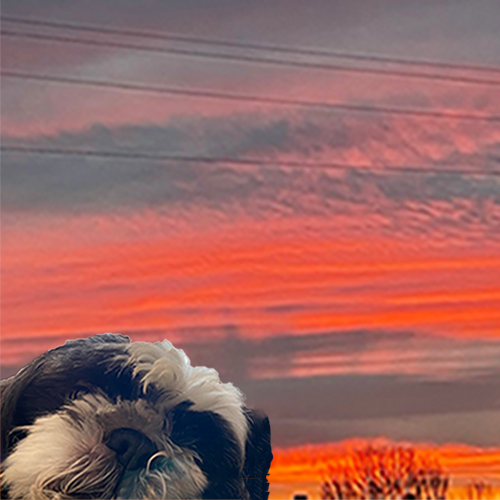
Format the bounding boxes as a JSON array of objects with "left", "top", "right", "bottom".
[
  {"left": 320, "top": 444, "right": 449, "bottom": 500},
  {"left": 465, "top": 480, "right": 496, "bottom": 500}
]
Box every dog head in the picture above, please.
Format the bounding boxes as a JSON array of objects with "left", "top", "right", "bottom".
[{"left": 0, "top": 334, "right": 272, "bottom": 499}]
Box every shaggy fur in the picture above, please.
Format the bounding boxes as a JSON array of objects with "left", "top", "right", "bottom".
[{"left": 0, "top": 334, "right": 272, "bottom": 499}]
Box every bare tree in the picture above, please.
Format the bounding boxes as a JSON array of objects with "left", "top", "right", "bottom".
[
  {"left": 465, "top": 481, "right": 496, "bottom": 500},
  {"left": 320, "top": 444, "right": 449, "bottom": 500}
]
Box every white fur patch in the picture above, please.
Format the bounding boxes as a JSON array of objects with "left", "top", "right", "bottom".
[
  {"left": 2, "top": 404, "right": 109, "bottom": 499},
  {"left": 123, "top": 340, "right": 249, "bottom": 456}
]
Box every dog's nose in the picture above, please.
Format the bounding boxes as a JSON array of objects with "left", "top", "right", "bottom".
[{"left": 105, "top": 427, "right": 157, "bottom": 470}]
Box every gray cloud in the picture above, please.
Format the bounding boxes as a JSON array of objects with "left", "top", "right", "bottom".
[
  {"left": 186, "top": 329, "right": 500, "bottom": 384},
  {"left": 1, "top": 115, "right": 289, "bottom": 215},
  {"left": 268, "top": 410, "right": 500, "bottom": 449},
  {"left": 3, "top": 111, "right": 500, "bottom": 247},
  {"left": 238, "top": 371, "right": 500, "bottom": 447},
  {"left": 3, "top": 0, "right": 500, "bottom": 65},
  {"left": 4, "top": 326, "right": 500, "bottom": 383},
  {"left": 2, "top": 112, "right": 499, "bottom": 200}
]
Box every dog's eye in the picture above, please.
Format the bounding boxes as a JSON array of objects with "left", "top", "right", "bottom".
[
  {"left": 69, "top": 384, "right": 92, "bottom": 399},
  {"left": 169, "top": 407, "right": 218, "bottom": 450},
  {"left": 163, "top": 412, "right": 173, "bottom": 434}
]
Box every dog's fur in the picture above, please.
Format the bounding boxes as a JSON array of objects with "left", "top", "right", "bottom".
[{"left": 0, "top": 334, "right": 272, "bottom": 499}]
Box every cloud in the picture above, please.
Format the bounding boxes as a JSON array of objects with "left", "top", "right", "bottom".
[
  {"left": 269, "top": 410, "right": 500, "bottom": 449},
  {"left": 185, "top": 329, "right": 500, "bottom": 384},
  {"left": 2, "top": 109, "right": 500, "bottom": 251},
  {"left": 4, "top": 326, "right": 500, "bottom": 383},
  {"left": 3, "top": 0, "right": 500, "bottom": 65},
  {"left": 1, "top": 115, "right": 288, "bottom": 214},
  {"left": 2, "top": 111, "right": 500, "bottom": 212},
  {"left": 240, "top": 370, "right": 500, "bottom": 447}
]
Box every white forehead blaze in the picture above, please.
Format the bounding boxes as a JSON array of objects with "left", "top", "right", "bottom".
[{"left": 123, "top": 340, "right": 249, "bottom": 455}]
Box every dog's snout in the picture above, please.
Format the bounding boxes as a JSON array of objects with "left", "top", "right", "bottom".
[{"left": 105, "top": 427, "right": 157, "bottom": 470}]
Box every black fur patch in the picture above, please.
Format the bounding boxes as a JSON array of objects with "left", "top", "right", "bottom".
[
  {"left": 242, "top": 408, "right": 273, "bottom": 500},
  {"left": 169, "top": 401, "right": 248, "bottom": 499}
]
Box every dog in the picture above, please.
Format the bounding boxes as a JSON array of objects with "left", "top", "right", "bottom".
[{"left": 0, "top": 334, "right": 272, "bottom": 499}]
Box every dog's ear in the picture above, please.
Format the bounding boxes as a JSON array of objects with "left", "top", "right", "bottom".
[
  {"left": 0, "top": 333, "right": 132, "bottom": 462},
  {"left": 243, "top": 408, "right": 273, "bottom": 500},
  {"left": 1, "top": 358, "right": 46, "bottom": 462}
]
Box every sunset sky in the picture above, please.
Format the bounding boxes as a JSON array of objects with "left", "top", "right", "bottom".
[{"left": 2, "top": 1, "right": 500, "bottom": 498}]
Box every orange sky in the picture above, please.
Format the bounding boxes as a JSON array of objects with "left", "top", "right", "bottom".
[
  {"left": 269, "top": 439, "right": 500, "bottom": 499},
  {"left": 1, "top": 221, "right": 497, "bottom": 329},
  {"left": 3, "top": 213, "right": 500, "bottom": 350}
]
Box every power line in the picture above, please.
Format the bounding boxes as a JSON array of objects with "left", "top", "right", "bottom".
[
  {"left": 3, "top": 29, "right": 500, "bottom": 88},
  {"left": 2, "top": 145, "right": 499, "bottom": 178},
  {"left": 4, "top": 71, "right": 500, "bottom": 124},
  {"left": 3, "top": 15, "right": 500, "bottom": 76}
]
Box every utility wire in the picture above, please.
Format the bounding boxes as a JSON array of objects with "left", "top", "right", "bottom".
[
  {"left": 2, "top": 145, "right": 499, "bottom": 177},
  {"left": 4, "top": 71, "right": 500, "bottom": 124},
  {"left": 3, "top": 15, "right": 500, "bottom": 76},
  {"left": 3, "top": 29, "right": 500, "bottom": 88}
]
